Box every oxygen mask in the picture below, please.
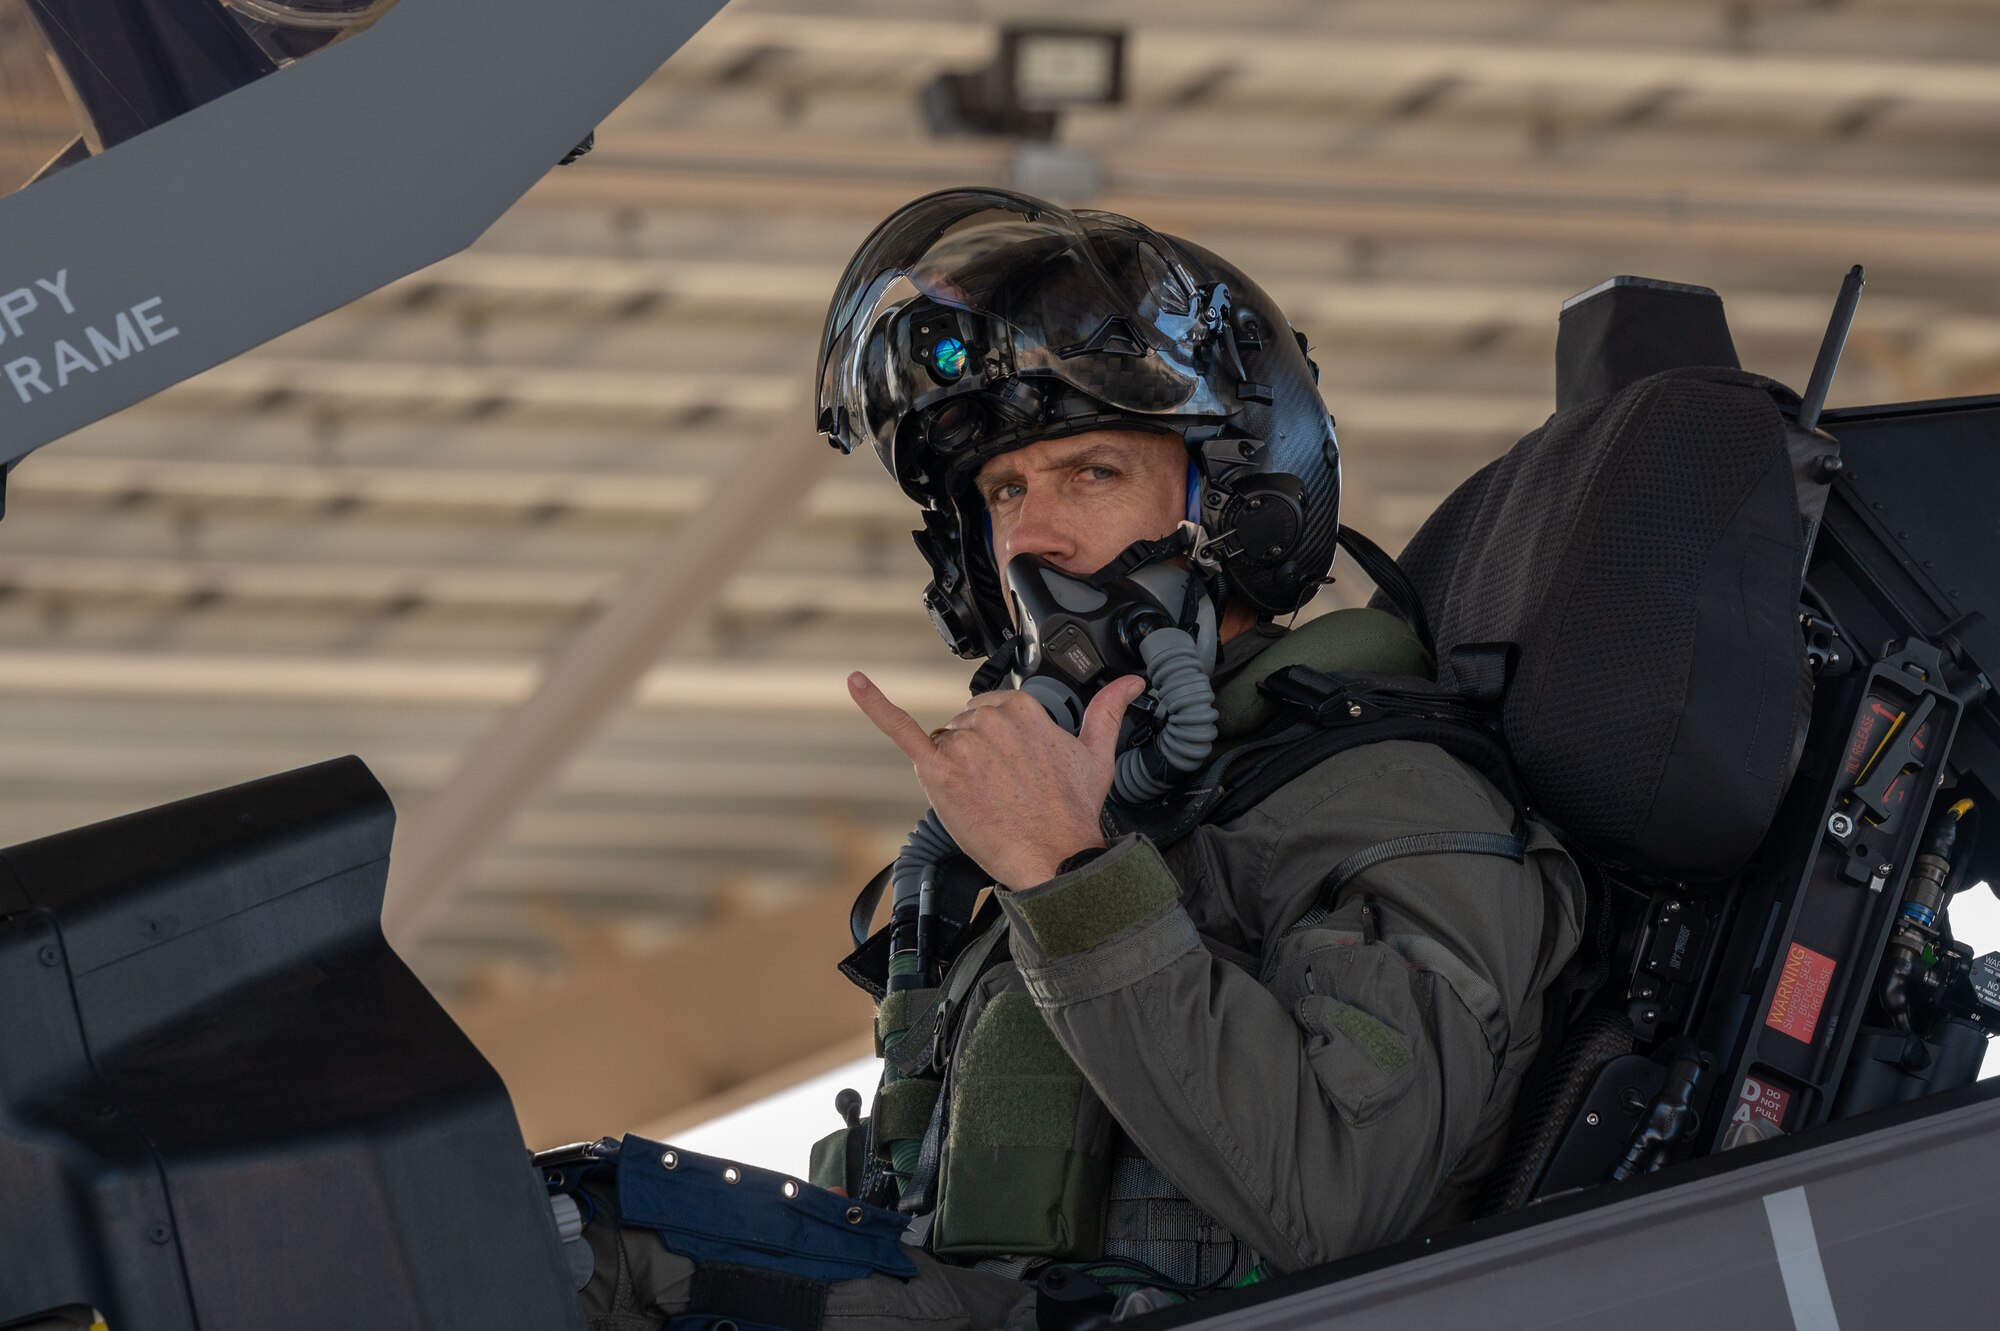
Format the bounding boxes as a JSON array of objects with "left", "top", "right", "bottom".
[
  {"left": 1001, "top": 552, "right": 1219, "bottom": 804},
  {"left": 882, "top": 549, "right": 1221, "bottom": 1000}
]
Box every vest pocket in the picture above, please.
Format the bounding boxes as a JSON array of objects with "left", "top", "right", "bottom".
[
  {"left": 1298, "top": 993, "right": 1419, "bottom": 1126},
  {"left": 1296, "top": 942, "right": 1423, "bottom": 1127},
  {"left": 929, "top": 992, "right": 1112, "bottom": 1259}
]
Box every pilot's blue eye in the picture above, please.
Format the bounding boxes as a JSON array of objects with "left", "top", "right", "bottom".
[{"left": 933, "top": 337, "right": 968, "bottom": 380}]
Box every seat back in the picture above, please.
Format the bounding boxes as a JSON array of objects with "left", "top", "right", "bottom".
[{"left": 1390, "top": 278, "right": 1837, "bottom": 883}]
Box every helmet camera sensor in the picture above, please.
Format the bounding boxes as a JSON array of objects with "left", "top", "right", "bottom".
[{"left": 932, "top": 336, "right": 969, "bottom": 382}]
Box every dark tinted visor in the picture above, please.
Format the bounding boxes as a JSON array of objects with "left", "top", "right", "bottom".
[{"left": 817, "top": 189, "right": 1235, "bottom": 469}]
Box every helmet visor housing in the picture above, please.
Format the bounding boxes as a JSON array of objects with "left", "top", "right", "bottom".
[{"left": 818, "top": 189, "right": 1238, "bottom": 501}]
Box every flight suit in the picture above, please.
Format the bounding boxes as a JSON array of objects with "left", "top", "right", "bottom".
[{"left": 577, "top": 610, "right": 1586, "bottom": 1329}]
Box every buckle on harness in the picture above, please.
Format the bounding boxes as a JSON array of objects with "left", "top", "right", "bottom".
[{"left": 1259, "top": 664, "right": 1381, "bottom": 725}]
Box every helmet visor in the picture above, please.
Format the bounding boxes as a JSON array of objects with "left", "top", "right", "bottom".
[{"left": 818, "top": 190, "right": 1237, "bottom": 483}]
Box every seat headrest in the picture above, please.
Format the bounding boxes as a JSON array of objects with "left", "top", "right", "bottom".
[{"left": 1557, "top": 276, "right": 1739, "bottom": 411}]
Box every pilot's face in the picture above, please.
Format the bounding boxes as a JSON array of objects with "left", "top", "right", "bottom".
[{"left": 974, "top": 428, "right": 1186, "bottom": 584}]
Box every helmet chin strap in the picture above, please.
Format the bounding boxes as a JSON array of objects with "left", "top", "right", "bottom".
[
  {"left": 1078, "top": 521, "right": 1231, "bottom": 646},
  {"left": 1082, "top": 523, "right": 1198, "bottom": 589}
]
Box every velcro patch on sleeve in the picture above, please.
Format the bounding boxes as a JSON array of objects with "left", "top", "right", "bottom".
[{"left": 1011, "top": 835, "right": 1179, "bottom": 961}]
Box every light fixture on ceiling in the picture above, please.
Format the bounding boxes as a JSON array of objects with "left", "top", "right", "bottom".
[
  {"left": 1000, "top": 26, "right": 1126, "bottom": 112},
  {"left": 918, "top": 24, "right": 1127, "bottom": 143}
]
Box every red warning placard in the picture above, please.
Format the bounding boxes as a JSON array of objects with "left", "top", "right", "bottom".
[{"left": 1764, "top": 942, "right": 1837, "bottom": 1044}]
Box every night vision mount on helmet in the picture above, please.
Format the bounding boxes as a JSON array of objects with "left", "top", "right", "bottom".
[{"left": 816, "top": 188, "right": 1343, "bottom": 661}]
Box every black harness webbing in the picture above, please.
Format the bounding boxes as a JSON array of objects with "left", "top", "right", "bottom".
[
  {"left": 1336, "top": 524, "right": 1435, "bottom": 661},
  {"left": 690, "top": 1261, "right": 827, "bottom": 1331},
  {"left": 883, "top": 899, "right": 1006, "bottom": 1083},
  {"left": 1108, "top": 673, "right": 1528, "bottom": 859},
  {"left": 1284, "top": 831, "right": 1528, "bottom": 937}
]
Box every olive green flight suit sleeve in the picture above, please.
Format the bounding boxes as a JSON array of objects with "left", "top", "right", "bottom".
[{"left": 994, "top": 739, "right": 1584, "bottom": 1272}]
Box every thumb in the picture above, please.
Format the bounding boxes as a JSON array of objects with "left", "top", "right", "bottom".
[{"left": 1079, "top": 675, "right": 1148, "bottom": 763}]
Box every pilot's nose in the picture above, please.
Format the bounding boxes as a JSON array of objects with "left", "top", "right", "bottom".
[{"left": 998, "top": 489, "right": 1077, "bottom": 571}]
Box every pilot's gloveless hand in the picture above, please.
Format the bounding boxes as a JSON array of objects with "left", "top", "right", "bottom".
[{"left": 849, "top": 672, "right": 1146, "bottom": 890}]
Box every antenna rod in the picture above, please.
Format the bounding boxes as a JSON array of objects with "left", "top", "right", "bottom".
[{"left": 1797, "top": 264, "right": 1865, "bottom": 434}]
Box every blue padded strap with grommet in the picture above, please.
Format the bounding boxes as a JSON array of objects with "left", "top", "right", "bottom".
[
  {"left": 613, "top": 1135, "right": 917, "bottom": 1283},
  {"left": 1185, "top": 459, "right": 1200, "bottom": 522}
]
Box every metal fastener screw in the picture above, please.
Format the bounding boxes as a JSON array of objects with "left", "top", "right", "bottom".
[
  {"left": 1666, "top": 900, "right": 1681, "bottom": 914},
  {"left": 1586, "top": 1113, "right": 1601, "bottom": 1127},
  {"left": 1643, "top": 1010, "right": 1658, "bottom": 1023},
  {"left": 1878, "top": 862, "right": 1894, "bottom": 879},
  {"left": 660, "top": 1150, "right": 679, "bottom": 1170},
  {"left": 723, "top": 1167, "right": 740, "bottom": 1184},
  {"left": 782, "top": 1180, "right": 800, "bottom": 1199},
  {"left": 1828, "top": 812, "right": 1854, "bottom": 838},
  {"left": 1346, "top": 702, "right": 1363, "bottom": 719},
  {"left": 845, "top": 1206, "right": 864, "bottom": 1225}
]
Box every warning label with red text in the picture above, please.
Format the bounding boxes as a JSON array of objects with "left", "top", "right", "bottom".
[{"left": 1765, "top": 942, "right": 1837, "bottom": 1044}]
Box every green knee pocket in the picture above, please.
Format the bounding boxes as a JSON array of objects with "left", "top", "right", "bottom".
[{"left": 929, "top": 993, "right": 1111, "bottom": 1260}]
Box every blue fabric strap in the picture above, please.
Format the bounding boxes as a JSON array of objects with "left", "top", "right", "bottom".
[{"left": 613, "top": 1134, "right": 918, "bottom": 1283}]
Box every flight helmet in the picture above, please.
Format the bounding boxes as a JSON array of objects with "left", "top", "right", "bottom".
[{"left": 817, "top": 188, "right": 1340, "bottom": 660}]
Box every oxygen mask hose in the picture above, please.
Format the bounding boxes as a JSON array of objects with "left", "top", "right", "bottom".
[
  {"left": 881, "top": 813, "right": 956, "bottom": 1183},
  {"left": 1114, "top": 625, "right": 1219, "bottom": 804},
  {"left": 889, "top": 813, "right": 955, "bottom": 992}
]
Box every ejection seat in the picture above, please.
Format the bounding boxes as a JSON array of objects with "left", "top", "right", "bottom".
[{"left": 1377, "top": 275, "right": 1928, "bottom": 1208}]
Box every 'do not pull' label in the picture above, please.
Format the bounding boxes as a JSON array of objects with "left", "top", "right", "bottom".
[
  {"left": 1764, "top": 942, "right": 1837, "bottom": 1045},
  {"left": 1720, "top": 1074, "right": 1793, "bottom": 1151}
]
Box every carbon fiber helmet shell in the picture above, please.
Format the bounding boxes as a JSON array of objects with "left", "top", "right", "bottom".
[{"left": 817, "top": 189, "right": 1340, "bottom": 658}]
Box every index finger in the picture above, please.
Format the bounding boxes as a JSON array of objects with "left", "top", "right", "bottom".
[{"left": 848, "top": 672, "right": 936, "bottom": 765}]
